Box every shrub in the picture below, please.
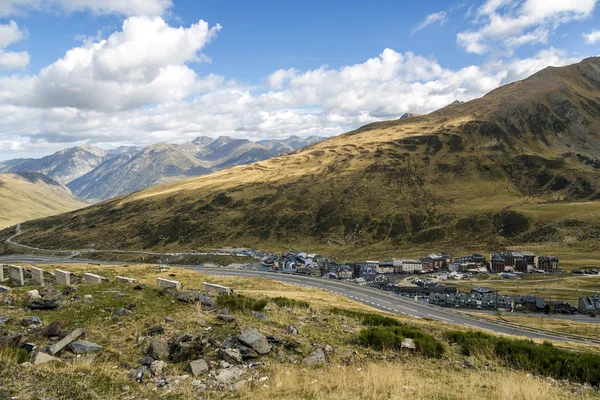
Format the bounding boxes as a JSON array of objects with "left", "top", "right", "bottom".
[
  {"left": 359, "top": 326, "right": 444, "bottom": 358},
  {"left": 362, "top": 314, "right": 402, "bottom": 327},
  {"left": 271, "top": 297, "right": 310, "bottom": 309},
  {"left": 443, "top": 330, "right": 494, "bottom": 357}
]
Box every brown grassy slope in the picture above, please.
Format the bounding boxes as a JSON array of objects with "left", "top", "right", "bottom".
[
  {"left": 7, "top": 57, "right": 600, "bottom": 258},
  {"left": 0, "top": 172, "right": 87, "bottom": 230}
]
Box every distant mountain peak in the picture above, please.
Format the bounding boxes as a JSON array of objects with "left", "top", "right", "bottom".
[{"left": 399, "top": 113, "right": 421, "bottom": 119}]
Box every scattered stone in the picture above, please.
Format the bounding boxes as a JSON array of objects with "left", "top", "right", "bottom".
[
  {"left": 463, "top": 359, "right": 474, "bottom": 369},
  {"left": 286, "top": 324, "right": 299, "bottom": 335},
  {"left": 20, "top": 342, "right": 36, "bottom": 352},
  {"left": 136, "top": 366, "right": 147, "bottom": 383},
  {"left": 252, "top": 311, "right": 270, "bottom": 321},
  {"left": 324, "top": 345, "right": 334, "bottom": 353},
  {"left": 0, "top": 334, "right": 22, "bottom": 348},
  {"left": 302, "top": 349, "right": 326, "bottom": 365},
  {"left": 145, "top": 326, "right": 164, "bottom": 336},
  {"left": 188, "top": 359, "right": 209, "bottom": 376},
  {"left": 47, "top": 328, "right": 84, "bottom": 355},
  {"left": 401, "top": 338, "right": 416, "bottom": 350},
  {"left": 219, "top": 348, "right": 243, "bottom": 364},
  {"left": 68, "top": 340, "right": 103, "bottom": 354},
  {"left": 61, "top": 286, "right": 75, "bottom": 296},
  {"left": 238, "top": 328, "right": 272, "bottom": 355},
  {"left": 0, "top": 316, "right": 9, "bottom": 326},
  {"left": 21, "top": 316, "right": 42, "bottom": 326},
  {"left": 32, "top": 351, "right": 62, "bottom": 365},
  {"left": 177, "top": 293, "right": 191, "bottom": 303},
  {"left": 170, "top": 340, "right": 203, "bottom": 363},
  {"left": 141, "top": 355, "right": 154, "bottom": 366},
  {"left": 28, "top": 300, "right": 59, "bottom": 310},
  {"left": 223, "top": 336, "right": 235, "bottom": 349},
  {"left": 133, "top": 283, "right": 146, "bottom": 290},
  {"left": 27, "top": 290, "right": 42, "bottom": 301},
  {"left": 215, "top": 366, "right": 244, "bottom": 384},
  {"left": 83, "top": 294, "right": 93, "bottom": 303},
  {"left": 219, "top": 314, "right": 235, "bottom": 323},
  {"left": 146, "top": 340, "right": 169, "bottom": 360},
  {"left": 165, "top": 316, "right": 175, "bottom": 324},
  {"left": 150, "top": 360, "right": 167, "bottom": 376},
  {"left": 191, "top": 380, "right": 204, "bottom": 389},
  {"left": 0, "top": 285, "right": 10, "bottom": 294},
  {"left": 237, "top": 344, "right": 259, "bottom": 360},
  {"left": 198, "top": 294, "right": 215, "bottom": 307},
  {"left": 112, "top": 307, "right": 127, "bottom": 318}
]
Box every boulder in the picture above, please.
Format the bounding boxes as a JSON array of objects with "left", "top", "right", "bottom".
[
  {"left": 47, "top": 328, "right": 84, "bottom": 355},
  {"left": 237, "top": 328, "right": 271, "bottom": 355},
  {"left": 223, "top": 336, "right": 235, "bottom": 349},
  {"left": 27, "top": 290, "right": 42, "bottom": 301},
  {"left": 0, "top": 316, "right": 9, "bottom": 327},
  {"left": 146, "top": 340, "right": 169, "bottom": 361},
  {"left": 32, "top": 351, "right": 62, "bottom": 365},
  {"left": 219, "top": 314, "right": 236, "bottom": 323},
  {"left": 252, "top": 311, "right": 270, "bottom": 321},
  {"left": 215, "top": 366, "right": 244, "bottom": 384},
  {"left": 324, "top": 345, "right": 334, "bottom": 353},
  {"left": 28, "top": 300, "right": 58, "bottom": 310},
  {"left": 286, "top": 324, "right": 299, "bottom": 335},
  {"left": 83, "top": 295, "right": 93, "bottom": 303},
  {"left": 45, "top": 321, "right": 61, "bottom": 338},
  {"left": 237, "top": 344, "right": 259, "bottom": 360},
  {"left": 302, "top": 349, "right": 326, "bottom": 365},
  {"left": 219, "top": 348, "right": 242, "bottom": 364},
  {"left": 20, "top": 316, "right": 42, "bottom": 326},
  {"left": 68, "top": 340, "right": 103, "bottom": 354},
  {"left": 112, "top": 307, "right": 127, "bottom": 318},
  {"left": 188, "top": 359, "right": 209, "bottom": 376},
  {"left": 170, "top": 341, "right": 203, "bottom": 363},
  {"left": 145, "top": 326, "right": 164, "bottom": 336},
  {"left": 141, "top": 355, "right": 154, "bottom": 366},
  {"left": 150, "top": 360, "right": 167, "bottom": 376},
  {"left": 198, "top": 294, "right": 214, "bottom": 307},
  {"left": 0, "top": 334, "right": 22, "bottom": 349}
]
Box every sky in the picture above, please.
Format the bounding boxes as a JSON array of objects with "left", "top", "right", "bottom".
[{"left": 0, "top": 0, "right": 599, "bottom": 160}]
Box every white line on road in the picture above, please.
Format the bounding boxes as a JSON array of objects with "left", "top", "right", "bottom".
[{"left": 430, "top": 314, "right": 453, "bottom": 322}]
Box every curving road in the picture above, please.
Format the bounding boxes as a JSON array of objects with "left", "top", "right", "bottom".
[{"left": 0, "top": 252, "right": 597, "bottom": 345}]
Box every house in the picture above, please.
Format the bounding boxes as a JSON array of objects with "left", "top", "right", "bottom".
[
  {"left": 447, "top": 293, "right": 468, "bottom": 307},
  {"left": 535, "top": 256, "right": 559, "bottom": 273},
  {"left": 394, "top": 259, "right": 422, "bottom": 274},
  {"left": 419, "top": 257, "right": 436, "bottom": 271},
  {"left": 428, "top": 253, "right": 452, "bottom": 268},
  {"left": 552, "top": 301, "right": 577, "bottom": 315},
  {"left": 579, "top": 296, "right": 600, "bottom": 315},
  {"left": 514, "top": 295, "right": 545, "bottom": 312},
  {"left": 376, "top": 261, "right": 394, "bottom": 274},
  {"left": 471, "top": 286, "right": 492, "bottom": 295},
  {"left": 365, "top": 261, "right": 379, "bottom": 274},
  {"left": 428, "top": 293, "right": 447, "bottom": 306},
  {"left": 454, "top": 254, "right": 486, "bottom": 268}
]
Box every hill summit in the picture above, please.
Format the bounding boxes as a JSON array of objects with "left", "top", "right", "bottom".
[{"left": 8, "top": 57, "right": 600, "bottom": 256}]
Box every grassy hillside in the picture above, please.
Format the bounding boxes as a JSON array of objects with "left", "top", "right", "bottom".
[
  {"left": 0, "top": 263, "right": 598, "bottom": 399},
  {"left": 0, "top": 173, "right": 87, "bottom": 230},
  {"left": 6, "top": 58, "right": 600, "bottom": 260}
]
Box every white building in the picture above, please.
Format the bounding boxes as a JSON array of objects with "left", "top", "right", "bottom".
[{"left": 393, "top": 259, "right": 422, "bottom": 273}]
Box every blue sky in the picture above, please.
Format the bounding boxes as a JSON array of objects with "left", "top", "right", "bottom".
[{"left": 0, "top": 0, "right": 599, "bottom": 160}]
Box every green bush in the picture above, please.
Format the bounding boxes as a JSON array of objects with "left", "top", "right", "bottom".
[
  {"left": 215, "top": 294, "right": 267, "bottom": 312},
  {"left": 271, "top": 297, "right": 310, "bottom": 309},
  {"left": 443, "top": 330, "right": 494, "bottom": 357},
  {"left": 359, "top": 326, "right": 444, "bottom": 358},
  {"left": 362, "top": 314, "right": 402, "bottom": 327}
]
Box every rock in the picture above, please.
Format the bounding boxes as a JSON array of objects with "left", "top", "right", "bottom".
[
  {"left": 463, "top": 359, "right": 474, "bottom": 369},
  {"left": 20, "top": 343, "right": 36, "bottom": 352},
  {"left": 32, "top": 351, "right": 62, "bottom": 365},
  {"left": 136, "top": 366, "right": 147, "bottom": 383},
  {"left": 252, "top": 311, "right": 270, "bottom": 321},
  {"left": 83, "top": 295, "right": 93, "bottom": 303},
  {"left": 68, "top": 340, "right": 103, "bottom": 354},
  {"left": 233, "top": 380, "right": 248, "bottom": 391},
  {"left": 47, "top": 328, "right": 84, "bottom": 355},
  {"left": 150, "top": 360, "right": 167, "bottom": 376},
  {"left": 177, "top": 293, "right": 190, "bottom": 303},
  {"left": 237, "top": 328, "right": 272, "bottom": 355},
  {"left": 215, "top": 366, "right": 244, "bottom": 384},
  {"left": 219, "top": 314, "right": 236, "bottom": 323},
  {"left": 45, "top": 321, "right": 61, "bottom": 337},
  {"left": 141, "top": 355, "right": 154, "bottom": 366},
  {"left": 27, "top": 290, "right": 42, "bottom": 301},
  {"left": 0, "top": 316, "right": 9, "bottom": 327},
  {"left": 165, "top": 316, "right": 175, "bottom": 324},
  {"left": 286, "top": 324, "right": 299, "bottom": 335},
  {"left": 237, "top": 344, "right": 259, "bottom": 359},
  {"left": 302, "top": 349, "right": 326, "bottom": 365},
  {"left": 324, "top": 345, "right": 334, "bottom": 353},
  {"left": 188, "top": 359, "right": 209, "bottom": 376},
  {"left": 219, "top": 348, "right": 243, "bottom": 364},
  {"left": 267, "top": 336, "right": 281, "bottom": 344},
  {"left": 170, "top": 340, "right": 203, "bottom": 363},
  {"left": 146, "top": 340, "right": 169, "bottom": 360},
  {"left": 28, "top": 300, "right": 59, "bottom": 310},
  {"left": 20, "top": 316, "right": 42, "bottom": 326},
  {"left": 133, "top": 283, "right": 146, "bottom": 290},
  {"left": 0, "top": 335, "right": 22, "bottom": 348},
  {"left": 112, "top": 307, "right": 127, "bottom": 318},
  {"left": 223, "top": 336, "right": 235, "bottom": 348},
  {"left": 0, "top": 286, "right": 10, "bottom": 294},
  {"left": 401, "top": 338, "right": 416, "bottom": 350},
  {"left": 145, "top": 326, "right": 164, "bottom": 336},
  {"left": 61, "top": 286, "right": 75, "bottom": 296},
  {"left": 198, "top": 294, "right": 214, "bottom": 307},
  {"left": 191, "top": 380, "right": 205, "bottom": 389}
]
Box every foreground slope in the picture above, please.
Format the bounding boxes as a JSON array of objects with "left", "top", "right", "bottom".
[
  {"left": 9, "top": 58, "right": 600, "bottom": 256},
  {"left": 0, "top": 173, "right": 87, "bottom": 229}
]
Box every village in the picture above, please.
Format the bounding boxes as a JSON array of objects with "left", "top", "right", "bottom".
[{"left": 232, "top": 249, "right": 600, "bottom": 318}]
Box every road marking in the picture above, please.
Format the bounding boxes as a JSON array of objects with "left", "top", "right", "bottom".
[
  {"left": 399, "top": 306, "right": 418, "bottom": 313},
  {"left": 429, "top": 314, "right": 453, "bottom": 322}
]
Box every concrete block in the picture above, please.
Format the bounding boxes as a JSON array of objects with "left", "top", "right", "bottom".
[
  {"left": 0, "top": 265, "right": 7, "bottom": 282},
  {"left": 203, "top": 282, "right": 232, "bottom": 295},
  {"left": 55, "top": 269, "right": 71, "bottom": 286},
  {"left": 156, "top": 278, "right": 181, "bottom": 290},
  {"left": 82, "top": 273, "right": 104, "bottom": 284},
  {"left": 30, "top": 267, "right": 45, "bottom": 286},
  {"left": 0, "top": 285, "right": 10, "bottom": 293},
  {"left": 47, "top": 328, "right": 84, "bottom": 355},
  {"left": 9, "top": 265, "right": 24, "bottom": 286},
  {"left": 116, "top": 276, "right": 136, "bottom": 284}
]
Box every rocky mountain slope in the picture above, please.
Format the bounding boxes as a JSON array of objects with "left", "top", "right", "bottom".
[
  {"left": 0, "top": 172, "right": 87, "bottom": 229},
  {"left": 1, "top": 136, "right": 325, "bottom": 202},
  {"left": 8, "top": 58, "right": 600, "bottom": 256}
]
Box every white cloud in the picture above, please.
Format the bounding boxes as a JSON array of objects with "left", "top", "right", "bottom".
[
  {"left": 0, "top": 20, "right": 29, "bottom": 70},
  {"left": 584, "top": 30, "right": 600, "bottom": 44},
  {"left": 1, "top": 16, "right": 222, "bottom": 111},
  {"left": 458, "top": 0, "right": 597, "bottom": 54},
  {"left": 0, "top": 0, "right": 172, "bottom": 17},
  {"left": 411, "top": 11, "right": 447, "bottom": 35}
]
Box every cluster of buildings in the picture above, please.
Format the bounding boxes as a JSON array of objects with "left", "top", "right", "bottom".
[{"left": 489, "top": 251, "right": 559, "bottom": 273}]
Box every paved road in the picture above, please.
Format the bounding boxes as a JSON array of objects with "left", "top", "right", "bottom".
[{"left": 1, "top": 253, "right": 594, "bottom": 344}]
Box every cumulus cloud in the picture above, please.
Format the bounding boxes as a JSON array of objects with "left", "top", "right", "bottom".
[
  {"left": 584, "top": 30, "right": 600, "bottom": 44},
  {"left": 0, "top": 20, "right": 29, "bottom": 70},
  {"left": 0, "top": 0, "right": 172, "bottom": 16},
  {"left": 458, "top": 0, "right": 597, "bottom": 54},
  {"left": 1, "top": 16, "right": 222, "bottom": 111},
  {"left": 411, "top": 11, "right": 447, "bottom": 35}
]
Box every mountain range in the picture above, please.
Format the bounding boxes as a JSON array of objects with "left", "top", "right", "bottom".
[
  {"left": 0, "top": 135, "right": 324, "bottom": 201},
  {"left": 0, "top": 172, "right": 87, "bottom": 230},
  {"left": 6, "top": 57, "right": 600, "bottom": 259}
]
